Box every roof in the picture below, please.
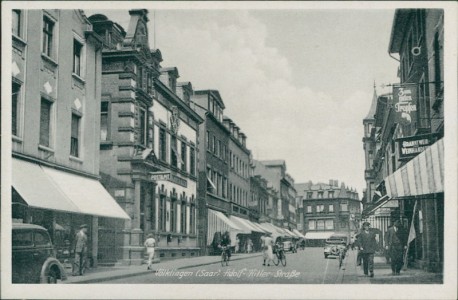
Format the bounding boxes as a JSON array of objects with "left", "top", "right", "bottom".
[
  {"left": 259, "top": 160, "right": 286, "bottom": 167},
  {"left": 160, "top": 67, "right": 180, "bottom": 78},
  {"left": 364, "top": 88, "right": 378, "bottom": 121},
  {"left": 388, "top": 9, "right": 414, "bottom": 54},
  {"left": 195, "top": 90, "right": 225, "bottom": 109}
]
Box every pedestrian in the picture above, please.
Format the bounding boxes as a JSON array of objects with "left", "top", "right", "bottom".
[
  {"left": 385, "top": 220, "right": 407, "bottom": 275},
  {"left": 72, "top": 224, "right": 88, "bottom": 276},
  {"left": 235, "top": 237, "right": 240, "bottom": 253},
  {"left": 261, "top": 233, "right": 274, "bottom": 266},
  {"left": 144, "top": 233, "right": 156, "bottom": 270},
  {"left": 247, "top": 238, "right": 253, "bottom": 253},
  {"left": 356, "top": 222, "right": 378, "bottom": 277}
]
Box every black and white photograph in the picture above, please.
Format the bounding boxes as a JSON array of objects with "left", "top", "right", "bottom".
[{"left": 2, "top": 1, "right": 457, "bottom": 299}]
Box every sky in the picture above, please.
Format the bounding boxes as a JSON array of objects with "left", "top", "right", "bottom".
[{"left": 86, "top": 7, "right": 400, "bottom": 196}]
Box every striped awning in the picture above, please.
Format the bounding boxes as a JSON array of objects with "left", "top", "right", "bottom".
[
  {"left": 228, "top": 216, "right": 269, "bottom": 234},
  {"left": 385, "top": 138, "right": 444, "bottom": 198},
  {"left": 292, "top": 229, "right": 305, "bottom": 239},
  {"left": 207, "top": 209, "right": 247, "bottom": 246}
]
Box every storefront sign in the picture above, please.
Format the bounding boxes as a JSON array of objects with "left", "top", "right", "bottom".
[
  {"left": 393, "top": 85, "right": 417, "bottom": 125},
  {"left": 150, "top": 171, "right": 187, "bottom": 187},
  {"left": 397, "top": 134, "right": 434, "bottom": 159}
]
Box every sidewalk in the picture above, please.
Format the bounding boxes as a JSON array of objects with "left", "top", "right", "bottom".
[
  {"left": 340, "top": 249, "right": 443, "bottom": 284},
  {"left": 64, "top": 252, "right": 262, "bottom": 284}
]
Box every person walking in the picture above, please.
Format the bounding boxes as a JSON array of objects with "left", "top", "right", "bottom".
[
  {"left": 260, "top": 233, "right": 274, "bottom": 266},
  {"left": 72, "top": 224, "right": 88, "bottom": 276},
  {"left": 144, "top": 233, "right": 156, "bottom": 270},
  {"left": 385, "top": 220, "right": 407, "bottom": 275},
  {"left": 356, "top": 222, "right": 378, "bottom": 277}
]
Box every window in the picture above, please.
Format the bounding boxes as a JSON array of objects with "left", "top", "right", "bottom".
[
  {"left": 218, "top": 140, "right": 222, "bottom": 158},
  {"left": 12, "top": 10, "right": 21, "bottom": 36},
  {"left": 171, "top": 135, "right": 178, "bottom": 167},
  {"left": 190, "top": 204, "right": 195, "bottom": 234},
  {"left": 170, "top": 199, "right": 176, "bottom": 232},
  {"left": 340, "top": 222, "right": 347, "bottom": 228},
  {"left": 328, "top": 191, "right": 334, "bottom": 198},
  {"left": 181, "top": 201, "right": 186, "bottom": 234},
  {"left": 190, "top": 147, "right": 196, "bottom": 176},
  {"left": 70, "top": 113, "right": 80, "bottom": 157},
  {"left": 100, "top": 102, "right": 109, "bottom": 141},
  {"left": 181, "top": 141, "right": 187, "bottom": 171},
  {"left": 316, "top": 205, "right": 324, "bottom": 213},
  {"left": 325, "top": 220, "right": 334, "bottom": 230},
  {"left": 329, "top": 204, "right": 334, "bottom": 213},
  {"left": 308, "top": 220, "right": 315, "bottom": 230},
  {"left": 39, "top": 98, "right": 52, "bottom": 147},
  {"left": 42, "top": 16, "right": 54, "bottom": 57},
  {"left": 138, "top": 67, "right": 143, "bottom": 89},
  {"left": 433, "top": 32, "right": 443, "bottom": 97},
  {"left": 159, "top": 128, "right": 166, "bottom": 161},
  {"left": 318, "top": 192, "right": 323, "bottom": 199},
  {"left": 340, "top": 203, "right": 348, "bottom": 212},
  {"left": 73, "top": 39, "right": 83, "bottom": 76},
  {"left": 307, "top": 205, "right": 312, "bottom": 213},
  {"left": 316, "top": 220, "right": 325, "bottom": 230},
  {"left": 12, "top": 231, "right": 33, "bottom": 247},
  {"left": 206, "top": 131, "right": 210, "bottom": 150},
  {"left": 12, "top": 82, "right": 20, "bottom": 136},
  {"left": 139, "top": 108, "right": 147, "bottom": 146},
  {"left": 159, "top": 195, "right": 166, "bottom": 231},
  {"left": 222, "top": 177, "right": 227, "bottom": 198},
  {"left": 213, "top": 136, "right": 217, "bottom": 154},
  {"left": 307, "top": 192, "right": 313, "bottom": 199}
]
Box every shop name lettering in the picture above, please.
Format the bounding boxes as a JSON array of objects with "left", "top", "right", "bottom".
[
  {"left": 395, "top": 88, "right": 417, "bottom": 114},
  {"left": 155, "top": 268, "right": 300, "bottom": 279},
  {"left": 150, "top": 173, "right": 187, "bottom": 187},
  {"left": 401, "top": 139, "right": 430, "bottom": 155}
]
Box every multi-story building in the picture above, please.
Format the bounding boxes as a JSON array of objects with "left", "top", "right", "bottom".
[
  {"left": 249, "top": 175, "right": 269, "bottom": 224},
  {"left": 89, "top": 10, "right": 203, "bottom": 265},
  {"left": 191, "top": 90, "right": 232, "bottom": 254},
  {"left": 296, "top": 180, "right": 360, "bottom": 246},
  {"left": 223, "top": 117, "right": 251, "bottom": 219},
  {"left": 11, "top": 9, "right": 129, "bottom": 267},
  {"left": 362, "top": 9, "right": 444, "bottom": 272}
]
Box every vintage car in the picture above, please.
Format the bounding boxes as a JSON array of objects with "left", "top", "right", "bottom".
[
  {"left": 324, "top": 236, "right": 347, "bottom": 258},
  {"left": 12, "top": 223, "right": 67, "bottom": 283},
  {"left": 282, "top": 240, "right": 297, "bottom": 253}
]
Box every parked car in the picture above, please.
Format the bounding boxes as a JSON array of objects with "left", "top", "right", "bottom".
[
  {"left": 12, "top": 223, "right": 67, "bottom": 283},
  {"left": 282, "top": 240, "right": 297, "bottom": 253}
]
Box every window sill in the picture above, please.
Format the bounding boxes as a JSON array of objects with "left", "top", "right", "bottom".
[
  {"left": 38, "top": 144, "right": 55, "bottom": 153},
  {"left": 12, "top": 34, "right": 27, "bottom": 48},
  {"left": 41, "top": 53, "right": 58, "bottom": 68},
  {"left": 12, "top": 135, "right": 23, "bottom": 143},
  {"left": 72, "top": 73, "right": 86, "bottom": 85},
  {"left": 69, "top": 155, "right": 83, "bottom": 163}
]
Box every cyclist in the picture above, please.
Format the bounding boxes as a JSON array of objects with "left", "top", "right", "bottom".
[{"left": 220, "top": 231, "right": 232, "bottom": 259}]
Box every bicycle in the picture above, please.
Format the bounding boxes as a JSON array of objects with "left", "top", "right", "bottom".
[
  {"left": 273, "top": 243, "right": 286, "bottom": 266},
  {"left": 220, "top": 245, "right": 230, "bottom": 266}
]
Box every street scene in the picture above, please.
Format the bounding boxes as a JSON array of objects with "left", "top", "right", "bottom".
[{"left": 4, "top": 1, "right": 457, "bottom": 300}]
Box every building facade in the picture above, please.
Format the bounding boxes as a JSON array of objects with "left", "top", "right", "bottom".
[
  {"left": 11, "top": 9, "right": 129, "bottom": 267},
  {"left": 362, "top": 9, "right": 444, "bottom": 273},
  {"left": 90, "top": 10, "right": 202, "bottom": 265},
  {"left": 296, "top": 180, "right": 361, "bottom": 246}
]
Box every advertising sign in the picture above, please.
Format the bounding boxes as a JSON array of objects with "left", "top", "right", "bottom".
[
  {"left": 393, "top": 84, "right": 417, "bottom": 125},
  {"left": 150, "top": 171, "right": 188, "bottom": 187},
  {"left": 397, "top": 134, "right": 434, "bottom": 160}
]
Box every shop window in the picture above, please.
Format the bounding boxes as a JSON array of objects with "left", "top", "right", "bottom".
[
  {"left": 308, "top": 220, "right": 315, "bottom": 230},
  {"left": 70, "top": 113, "right": 81, "bottom": 157},
  {"left": 42, "top": 16, "right": 54, "bottom": 57},
  {"left": 39, "top": 98, "right": 53, "bottom": 147}
]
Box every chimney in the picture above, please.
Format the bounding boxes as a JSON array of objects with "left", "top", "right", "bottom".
[{"left": 334, "top": 180, "right": 338, "bottom": 187}]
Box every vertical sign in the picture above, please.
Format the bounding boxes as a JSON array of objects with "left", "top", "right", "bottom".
[{"left": 393, "top": 85, "right": 417, "bottom": 125}]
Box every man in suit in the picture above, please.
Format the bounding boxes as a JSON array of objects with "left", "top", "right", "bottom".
[
  {"left": 385, "top": 220, "right": 407, "bottom": 275},
  {"left": 356, "top": 222, "right": 378, "bottom": 277},
  {"left": 72, "top": 224, "right": 88, "bottom": 276}
]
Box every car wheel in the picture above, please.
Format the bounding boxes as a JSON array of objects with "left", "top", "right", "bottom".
[{"left": 47, "top": 269, "right": 58, "bottom": 284}]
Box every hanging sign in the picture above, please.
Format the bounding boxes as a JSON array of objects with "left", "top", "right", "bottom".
[
  {"left": 397, "top": 134, "right": 435, "bottom": 160},
  {"left": 393, "top": 85, "right": 417, "bottom": 125}
]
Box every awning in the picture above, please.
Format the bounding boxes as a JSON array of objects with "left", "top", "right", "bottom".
[
  {"left": 304, "top": 231, "right": 334, "bottom": 239},
  {"left": 229, "top": 216, "right": 267, "bottom": 234},
  {"left": 260, "top": 222, "right": 287, "bottom": 239},
  {"left": 207, "top": 209, "right": 246, "bottom": 246},
  {"left": 292, "top": 229, "right": 305, "bottom": 239},
  {"left": 12, "top": 158, "right": 130, "bottom": 220},
  {"left": 385, "top": 138, "right": 444, "bottom": 198},
  {"left": 250, "top": 222, "right": 270, "bottom": 234},
  {"left": 284, "top": 229, "right": 299, "bottom": 238}
]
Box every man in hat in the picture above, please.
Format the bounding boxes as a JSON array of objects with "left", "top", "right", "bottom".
[
  {"left": 385, "top": 220, "right": 407, "bottom": 275},
  {"left": 144, "top": 233, "right": 156, "bottom": 270},
  {"left": 72, "top": 224, "right": 88, "bottom": 276},
  {"left": 356, "top": 222, "right": 378, "bottom": 277}
]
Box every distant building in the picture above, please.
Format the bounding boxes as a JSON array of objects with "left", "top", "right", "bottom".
[
  {"left": 296, "top": 180, "right": 360, "bottom": 246},
  {"left": 11, "top": 9, "right": 129, "bottom": 267}
]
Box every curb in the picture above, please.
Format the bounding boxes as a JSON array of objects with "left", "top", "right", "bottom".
[{"left": 65, "top": 254, "right": 262, "bottom": 284}]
